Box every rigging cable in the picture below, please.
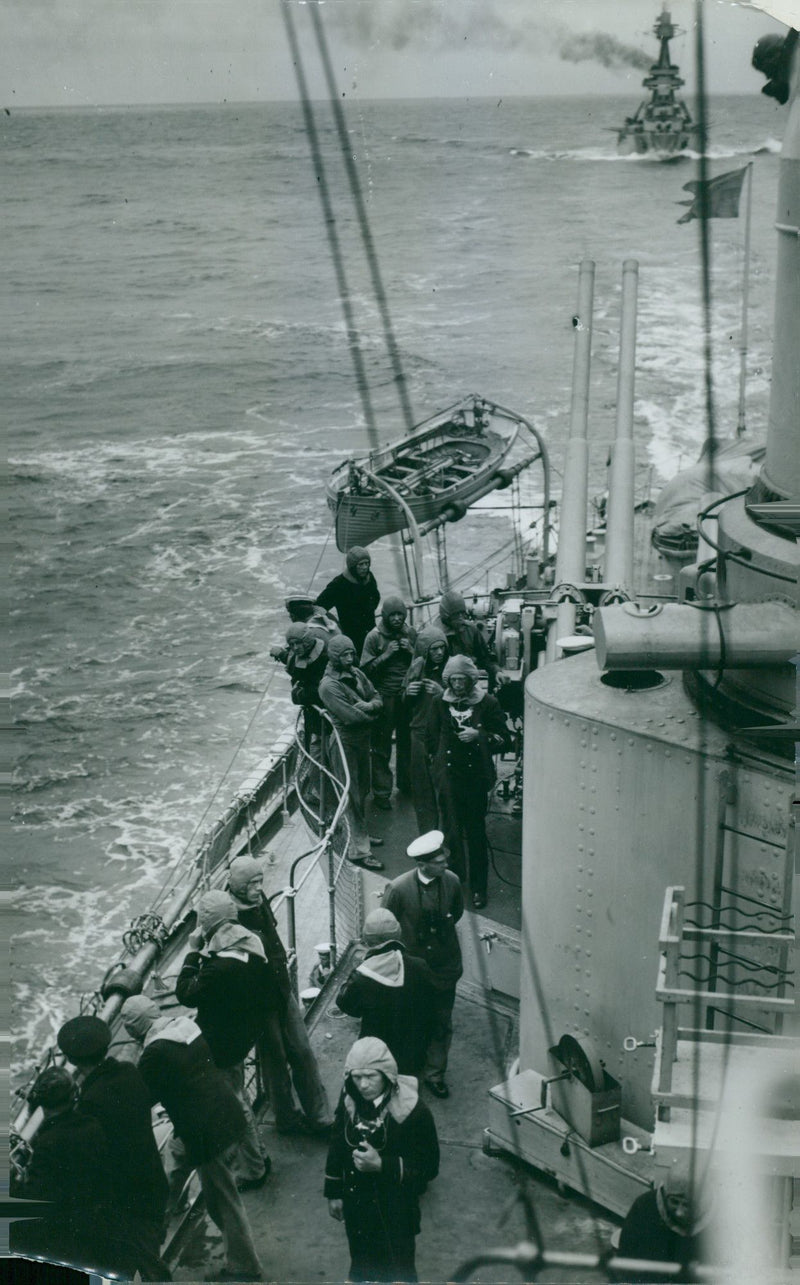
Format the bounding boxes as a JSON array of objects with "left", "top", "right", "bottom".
[
  {"left": 280, "top": 0, "right": 417, "bottom": 599},
  {"left": 279, "top": 0, "right": 378, "bottom": 446},
  {"left": 305, "top": 1, "right": 417, "bottom": 438}
]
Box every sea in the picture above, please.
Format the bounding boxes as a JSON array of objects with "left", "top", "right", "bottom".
[{"left": 6, "top": 92, "right": 785, "bottom": 1078}]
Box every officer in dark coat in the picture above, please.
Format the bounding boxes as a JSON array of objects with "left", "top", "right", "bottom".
[
  {"left": 176, "top": 889, "right": 276, "bottom": 1190},
  {"left": 121, "top": 995, "right": 263, "bottom": 1281},
  {"left": 10, "top": 1066, "right": 119, "bottom": 1275},
  {"left": 315, "top": 546, "right": 380, "bottom": 660},
  {"left": 335, "top": 909, "right": 436, "bottom": 1077},
  {"left": 57, "top": 1014, "right": 169, "bottom": 1278},
  {"left": 227, "top": 854, "right": 333, "bottom": 1136},
  {"left": 383, "top": 831, "right": 464, "bottom": 1099},
  {"left": 325, "top": 1038, "right": 439, "bottom": 1284},
  {"left": 425, "top": 654, "right": 509, "bottom": 910}
]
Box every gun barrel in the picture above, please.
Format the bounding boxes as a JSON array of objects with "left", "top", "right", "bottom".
[
  {"left": 604, "top": 260, "right": 638, "bottom": 591},
  {"left": 550, "top": 259, "right": 594, "bottom": 655}
]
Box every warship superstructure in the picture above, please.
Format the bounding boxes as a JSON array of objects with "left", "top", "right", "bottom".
[{"left": 618, "top": 7, "right": 698, "bottom": 159}]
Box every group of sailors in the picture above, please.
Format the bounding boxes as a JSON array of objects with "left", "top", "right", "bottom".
[
  {"left": 12, "top": 546, "right": 715, "bottom": 1282},
  {"left": 273, "top": 545, "right": 509, "bottom": 910},
  {"left": 12, "top": 824, "right": 469, "bottom": 1284}
]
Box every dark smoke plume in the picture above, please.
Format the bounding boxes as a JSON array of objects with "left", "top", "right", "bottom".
[
  {"left": 557, "top": 32, "right": 652, "bottom": 72},
  {"left": 327, "top": 2, "right": 652, "bottom": 74}
]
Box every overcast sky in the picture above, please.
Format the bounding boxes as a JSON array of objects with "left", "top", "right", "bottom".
[{"left": 0, "top": 0, "right": 792, "bottom": 109}]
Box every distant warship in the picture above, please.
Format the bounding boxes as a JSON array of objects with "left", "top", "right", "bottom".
[{"left": 618, "top": 6, "right": 698, "bottom": 158}]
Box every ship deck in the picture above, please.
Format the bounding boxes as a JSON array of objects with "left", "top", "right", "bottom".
[
  {"left": 173, "top": 969, "right": 618, "bottom": 1285},
  {"left": 167, "top": 769, "right": 621, "bottom": 1281}
]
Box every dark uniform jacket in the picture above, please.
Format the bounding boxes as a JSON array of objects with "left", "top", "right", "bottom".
[
  {"left": 324, "top": 1095, "right": 439, "bottom": 1243},
  {"left": 618, "top": 1190, "right": 706, "bottom": 1282},
  {"left": 316, "top": 571, "right": 380, "bottom": 658},
  {"left": 79, "top": 1057, "right": 168, "bottom": 1223},
  {"left": 232, "top": 893, "right": 293, "bottom": 1010},
  {"left": 402, "top": 650, "right": 445, "bottom": 736},
  {"left": 176, "top": 947, "right": 277, "bottom": 1068},
  {"left": 426, "top": 691, "right": 508, "bottom": 791},
  {"left": 137, "top": 1031, "right": 245, "bottom": 1166},
  {"left": 437, "top": 615, "right": 497, "bottom": 687},
  {"left": 335, "top": 943, "right": 436, "bottom": 1076},
  {"left": 285, "top": 641, "right": 328, "bottom": 708},
  {"left": 383, "top": 870, "right": 464, "bottom": 990},
  {"left": 11, "top": 1108, "right": 116, "bottom": 1267}
]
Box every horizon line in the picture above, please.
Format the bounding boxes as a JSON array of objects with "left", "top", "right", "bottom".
[{"left": 3, "top": 88, "right": 768, "bottom": 114}]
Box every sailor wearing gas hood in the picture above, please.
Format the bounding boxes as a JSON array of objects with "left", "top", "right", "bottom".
[
  {"left": 402, "top": 624, "right": 448, "bottom": 831},
  {"left": 227, "top": 853, "right": 333, "bottom": 1137},
  {"left": 335, "top": 909, "right": 436, "bottom": 1077},
  {"left": 316, "top": 546, "right": 381, "bottom": 659},
  {"left": 121, "top": 994, "right": 264, "bottom": 1282},
  {"left": 426, "top": 654, "right": 509, "bottom": 910},
  {"left": 325, "top": 1036, "right": 439, "bottom": 1284},
  {"left": 436, "top": 589, "right": 496, "bottom": 690},
  {"left": 360, "top": 595, "right": 416, "bottom": 809},
  {"left": 175, "top": 890, "right": 275, "bottom": 1192},
  {"left": 318, "top": 634, "right": 384, "bottom": 869}
]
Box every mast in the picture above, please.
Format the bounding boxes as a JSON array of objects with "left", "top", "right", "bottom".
[
  {"left": 639, "top": 7, "right": 687, "bottom": 104},
  {"left": 653, "top": 6, "right": 680, "bottom": 75}
]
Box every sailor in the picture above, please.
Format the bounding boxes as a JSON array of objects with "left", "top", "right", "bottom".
[
  {"left": 57, "top": 1014, "right": 170, "bottom": 1278},
  {"left": 121, "top": 995, "right": 264, "bottom": 1283},
  {"left": 335, "top": 908, "right": 436, "bottom": 1078},
  {"left": 10, "top": 1066, "right": 121, "bottom": 1276},
  {"left": 318, "top": 633, "right": 385, "bottom": 870},
  {"left": 275, "top": 592, "right": 340, "bottom": 647},
  {"left": 360, "top": 595, "right": 416, "bottom": 810},
  {"left": 309, "top": 941, "right": 334, "bottom": 990},
  {"left": 272, "top": 621, "right": 329, "bottom": 750},
  {"left": 436, "top": 590, "right": 497, "bottom": 690},
  {"left": 425, "top": 654, "right": 509, "bottom": 911},
  {"left": 618, "top": 1156, "right": 712, "bottom": 1282},
  {"left": 382, "top": 830, "right": 464, "bottom": 1099},
  {"left": 175, "top": 889, "right": 274, "bottom": 1192},
  {"left": 315, "top": 546, "right": 381, "bottom": 660},
  {"left": 324, "top": 1037, "right": 440, "bottom": 1284},
  {"left": 402, "top": 624, "right": 448, "bottom": 832},
  {"left": 227, "top": 854, "right": 333, "bottom": 1138}
]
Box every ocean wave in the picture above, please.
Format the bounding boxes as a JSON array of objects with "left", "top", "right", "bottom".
[
  {"left": 509, "top": 140, "right": 781, "bottom": 164},
  {"left": 17, "top": 764, "right": 93, "bottom": 793}
]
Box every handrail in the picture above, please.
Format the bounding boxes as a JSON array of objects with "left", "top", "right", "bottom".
[{"left": 278, "top": 706, "right": 359, "bottom": 979}]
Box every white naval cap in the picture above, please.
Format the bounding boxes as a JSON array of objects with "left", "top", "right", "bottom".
[{"left": 406, "top": 830, "right": 446, "bottom": 861}]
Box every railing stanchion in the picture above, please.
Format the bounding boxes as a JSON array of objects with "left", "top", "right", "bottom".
[
  {"left": 328, "top": 840, "right": 338, "bottom": 970},
  {"left": 285, "top": 886, "right": 299, "bottom": 999}
]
